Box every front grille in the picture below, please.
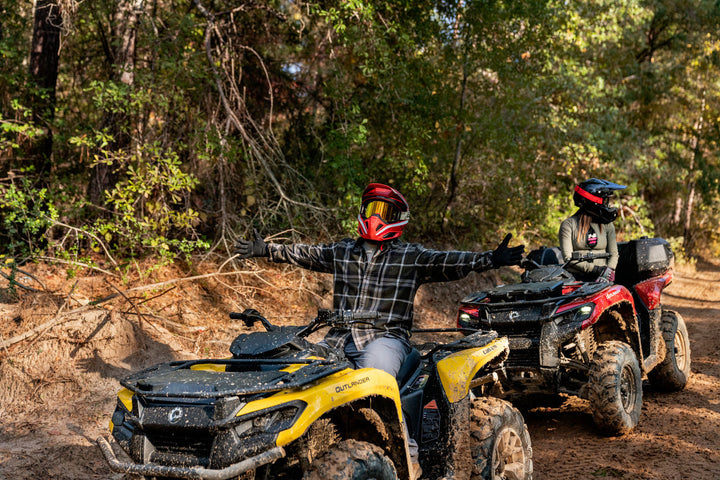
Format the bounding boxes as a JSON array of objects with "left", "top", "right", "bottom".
[
  {"left": 147, "top": 428, "right": 214, "bottom": 456},
  {"left": 505, "top": 345, "right": 540, "bottom": 368},
  {"left": 481, "top": 321, "right": 542, "bottom": 369}
]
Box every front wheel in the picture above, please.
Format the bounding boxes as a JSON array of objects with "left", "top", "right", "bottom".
[
  {"left": 302, "top": 439, "right": 397, "bottom": 480},
  {"left": 587, "top": 341, "right": 642, "bottom": 436},
  {"left": 470, "top": 397, "right": 533, "bottom": 480},
  {"left": 648, "top": 309, "right": 691, "bottom": 391}
]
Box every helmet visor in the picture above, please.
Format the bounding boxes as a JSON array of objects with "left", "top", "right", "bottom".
[{"left": 362, "top": 200, "right": 401, "bottom": 223}]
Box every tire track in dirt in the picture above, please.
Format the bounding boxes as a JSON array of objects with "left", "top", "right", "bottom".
[{"left": 525, "top": 260, "right": 720, "bottom": 480}]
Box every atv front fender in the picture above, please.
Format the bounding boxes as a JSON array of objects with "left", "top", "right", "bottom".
[
  {"left": 97, "top": 436, "right": 284, "bottom": 480},
  {"left": 235, "top": 366, "right": 404, "bottom": 446},
  {"left": 436, "top": 337, "right": 509, "bottom": 403}
]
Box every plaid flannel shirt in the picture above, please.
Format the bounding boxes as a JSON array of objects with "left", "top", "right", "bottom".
[{"left": 267, "top": 238, "right": 495, "bottom": 350}]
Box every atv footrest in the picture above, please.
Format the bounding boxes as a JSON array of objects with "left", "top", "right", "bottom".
[{"left": 97, "top": 436, "right": 284, "bottom": 480}]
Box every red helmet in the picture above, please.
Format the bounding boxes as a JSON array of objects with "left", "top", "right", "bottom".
[{"left": 357, "top": 183, "right": 410, "bottom": 242}]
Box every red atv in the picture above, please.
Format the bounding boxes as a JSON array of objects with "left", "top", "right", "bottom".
[{"left": 457, "top": 237, "right": 691, "bottom": 435}]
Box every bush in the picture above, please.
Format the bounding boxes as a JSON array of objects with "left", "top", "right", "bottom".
[{"left": 0, "top": 176, "right": 57, "bottom": 257}]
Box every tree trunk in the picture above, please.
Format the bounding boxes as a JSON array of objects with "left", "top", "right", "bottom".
[
  {"left": 88, "top": 0, "right": 144, "bottom": 205},
  {"left": 683, "top": 93, "right": 705, "bottom": 256},
  {"left": 28, "top": 0, "right": 62, "bottom": 175},
  {"left": 442, "top": 65, "right": 468, "bottom": 231}
]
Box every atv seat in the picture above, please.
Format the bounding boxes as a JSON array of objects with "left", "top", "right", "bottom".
[{"left": 397, "top": 348, "right": 421, "bottom": 388}]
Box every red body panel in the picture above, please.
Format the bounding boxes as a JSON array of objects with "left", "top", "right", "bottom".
[
  {"left": 556, "top": 284, "right": 636, "bottom": 329},
  {"left": 634, "top": 271, "right": 673, "bottom": 310}
]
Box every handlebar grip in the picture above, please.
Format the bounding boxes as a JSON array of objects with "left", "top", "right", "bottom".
[{"left": 229, "top": 312, "right": 244, "bottom": 319}]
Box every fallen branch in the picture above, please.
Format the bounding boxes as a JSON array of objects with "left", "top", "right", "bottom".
[
  {"left": 136, "top": 286, "right": 176, "bottom": 305},
  {"left": 70, "top": 311, "right": 114, "bottom": 358},
  {"left": 118, "top": 269, "right": 260, "bottom": 295},
  {"left": 38, "top": 256, "right": 119, "bottom": 277},
  {"left": 104, "top": 279, "right": 162, "bottom": 337},
  {"left": 0, "top": 269, "right": 46, "bottom": 293},
  {"left": 1, "top": 303, "right": 99, "bottom": 349},
  {"left": 2, "top": 269, "right": 258, "bottom": 351}
]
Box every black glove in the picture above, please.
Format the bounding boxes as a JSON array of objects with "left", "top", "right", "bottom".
[
  {"left": 234, "top": 229, "right": 269, "bottom": 259},
  {"left": 594, "top": 266, "right": 615, "bottom": 283},
  {"left": 492, "top": 233, "right": 525, "bottom": 267}
]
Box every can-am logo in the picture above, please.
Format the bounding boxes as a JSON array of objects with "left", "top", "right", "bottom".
[
  {"left": 335, "top": 376, "right": 370, "bottom": 393},
  {"left": 168, "top": 407, "right": 183, "bottom": 423}
]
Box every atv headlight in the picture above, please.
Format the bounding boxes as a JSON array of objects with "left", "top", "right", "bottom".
[
  {"left": 234, "top": 405, "right": 301, "bottom": 438},
  {"left": 457, "top": 307, "right": 480, "bottom": 329},
  {"left": 573, "top": 304, "right": 595, "bottom": 323}
]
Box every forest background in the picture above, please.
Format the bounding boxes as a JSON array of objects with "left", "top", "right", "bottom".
[{"left": 2, "top": 0, "right": 720, "bottom": 274}]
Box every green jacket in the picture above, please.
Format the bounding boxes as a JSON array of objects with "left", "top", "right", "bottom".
[{"left": 559, "top": 212, "right": 619, "bottom": 276}]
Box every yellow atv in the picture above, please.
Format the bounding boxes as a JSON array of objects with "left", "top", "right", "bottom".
[{"left": 97, "top": 309, "right": 533, "bottom": 479}]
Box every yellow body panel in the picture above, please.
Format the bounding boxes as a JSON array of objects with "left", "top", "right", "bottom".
[
  {"left": 110, "top": 388, "right": 135, "bottom": 431},
  {"left": 190, "top": 357, "right": 324, "bottom": 374},
  {"left": 436, "top": 337, "right": 509, "bottom": 403},
  {"left": 235, "top": 366, "right": 404, "bottom": 446},
  {"left": 190, "top": 363, "right": 228, "bottom": 372},
  {"left": 118, "top": 387, "right": 134, "bottom": 411}
]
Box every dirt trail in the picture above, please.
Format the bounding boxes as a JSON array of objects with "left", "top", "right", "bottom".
[{"left": 0, "top": 258, "right": 718, "bottom": 479}]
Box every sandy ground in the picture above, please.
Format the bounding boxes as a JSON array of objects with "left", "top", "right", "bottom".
[{"left": 0, "top": 256, "right": 718, "bottom": 479}]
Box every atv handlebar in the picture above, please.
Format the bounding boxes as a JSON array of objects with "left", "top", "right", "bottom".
[
  {"left": 230, "top": 308, "right": 381, "bottom": 334},
  {"left": 316, "top": 308, "right": 380, "bottom": 326},
  {"left": 522, "top": 250, "right": 611, "bottom": 270},
  {"left": 570, "top": 251, "right": 611, "bottom": 262}
]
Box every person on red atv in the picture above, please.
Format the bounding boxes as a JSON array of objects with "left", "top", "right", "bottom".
[
  {"left": 559, "top": 178, "right": 626, "bottom": 282},
  {"left": 234, "top": 182, "right": 524, "bottom": 377}
]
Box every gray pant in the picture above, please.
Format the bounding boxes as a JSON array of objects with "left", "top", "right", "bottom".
[
  {"left": 343, "top": 335, "right": 412, "bottom": 378},
  {"left": 342, "top": 335, "right": 419, "bottom": 460}
]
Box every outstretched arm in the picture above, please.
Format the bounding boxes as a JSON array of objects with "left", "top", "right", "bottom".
[
  {"left": 416, "top": 234, "right": 524, "bottom": 283},
  {"left": 234, "top": 230, "right": 335, "bottom": 273},
  {"left": 266, "top": 242, "right": 335, "bottom": 273}
]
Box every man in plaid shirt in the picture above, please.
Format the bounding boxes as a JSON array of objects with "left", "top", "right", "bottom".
[{"left": 235, "top": 183, "right": 524, "bottom": 378}]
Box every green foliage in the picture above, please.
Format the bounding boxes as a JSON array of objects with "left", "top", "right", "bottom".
[
  {"left": 1, "top": 0, "right": 719, "bottom": 264},
  {"left": 83, "top": 140, "right": 209, "bottom": 262},
  {"left": 0, "top": 109, "right": 44, "bottom": 151},
  {"left": 667, "top": 236, "right": 696, "bottom": 267},
  {"left": 0, "top": 176, "right": 58, "bottom": 256}
]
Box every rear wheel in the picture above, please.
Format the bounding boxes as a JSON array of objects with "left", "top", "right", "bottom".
[
  {"left": 302, "top": 439, "right": 397, "bottom": 480},
  {"left": 648, "top": 309, "right": 691, "bottom": 391},
  {"left": 587, "top": 341, "right": 642, "bottom": 435},
  {"left": 470, "top": 397, "right": 533, "bottom": 480}
]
